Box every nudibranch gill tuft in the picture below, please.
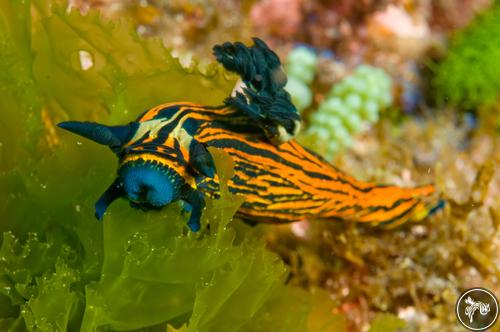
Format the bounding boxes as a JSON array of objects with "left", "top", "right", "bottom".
[{"left": 58, "top": 38, "right": 442, "bottom": 232}]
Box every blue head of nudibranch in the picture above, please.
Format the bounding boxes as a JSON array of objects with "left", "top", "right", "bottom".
[
  {"left": 57, "top": 121, "right": 205, "bottom": 231},
  {"left": 120, "top": 162, "right": 179, "bottom": 207}
]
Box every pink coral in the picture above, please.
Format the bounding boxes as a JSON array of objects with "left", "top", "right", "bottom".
[
  {"left": 250, "top": 0, "right": 303, "bottom": 39},
  {"left": 367, "top": 4, "right": 433, "bottom": 58},
  {"left": 371, "top": 5, "right": 429, "bottom": 39}
]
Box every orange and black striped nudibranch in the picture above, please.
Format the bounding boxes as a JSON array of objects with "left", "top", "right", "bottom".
[{"left": 58, "top": 38, "right": 443, "bottom": 232}]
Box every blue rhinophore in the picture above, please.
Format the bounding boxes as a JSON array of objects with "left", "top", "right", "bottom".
[{"left": 57, "top": 121, "right": 138, "bottom": 153}]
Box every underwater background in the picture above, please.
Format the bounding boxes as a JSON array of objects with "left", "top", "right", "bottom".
[{"left": 0, "top": 0, "right": 499, "bottom": 331}]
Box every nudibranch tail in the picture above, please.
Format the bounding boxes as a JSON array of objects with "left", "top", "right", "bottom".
[{"left": 327, "top": 183, "right": 442, "bottom": 228}]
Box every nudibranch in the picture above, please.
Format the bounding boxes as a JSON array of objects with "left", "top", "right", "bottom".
[{"left": 58, "top": 38, "right": 442, "bottom": 232}]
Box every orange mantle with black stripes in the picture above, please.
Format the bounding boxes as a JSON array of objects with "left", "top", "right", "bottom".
[{"left": 121, "top": 102, "right": 438, "bottom": 228}]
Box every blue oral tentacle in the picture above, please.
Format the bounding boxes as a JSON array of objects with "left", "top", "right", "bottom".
[{"left": 94, "top": 177, "right": 125, "bottom": 220}]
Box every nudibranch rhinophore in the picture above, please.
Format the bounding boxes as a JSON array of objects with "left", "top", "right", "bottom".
[{"left": 58, "top": 38, "right": 442, "bottom": 232}]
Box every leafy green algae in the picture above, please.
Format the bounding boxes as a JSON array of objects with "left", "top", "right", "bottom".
[{"left": 0, "top": 1, "right": 320, "bottom": 331}]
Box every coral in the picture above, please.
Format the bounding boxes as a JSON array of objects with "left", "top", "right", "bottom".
[
  {"left": 367, "top": 4, "right": 433, "bottom": 58},
  {"left": 370, "top": 5, "right": 429, "bottom": 40},
  {"left": 250, "top": 0, "right": 303, "bottom": 39},
  {"left": 433, "top": 2, "right": 500, "bottom": 109},
  {"left": 306, "top": 65, "right": 392, "bottom": 157},
  {"left": 284, "top": 46, "right": 318, "bottom": 112}
]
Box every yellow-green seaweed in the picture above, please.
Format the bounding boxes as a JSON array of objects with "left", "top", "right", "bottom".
[{"left": 0, "top": 1, "right": 328, "bottom": 331}]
